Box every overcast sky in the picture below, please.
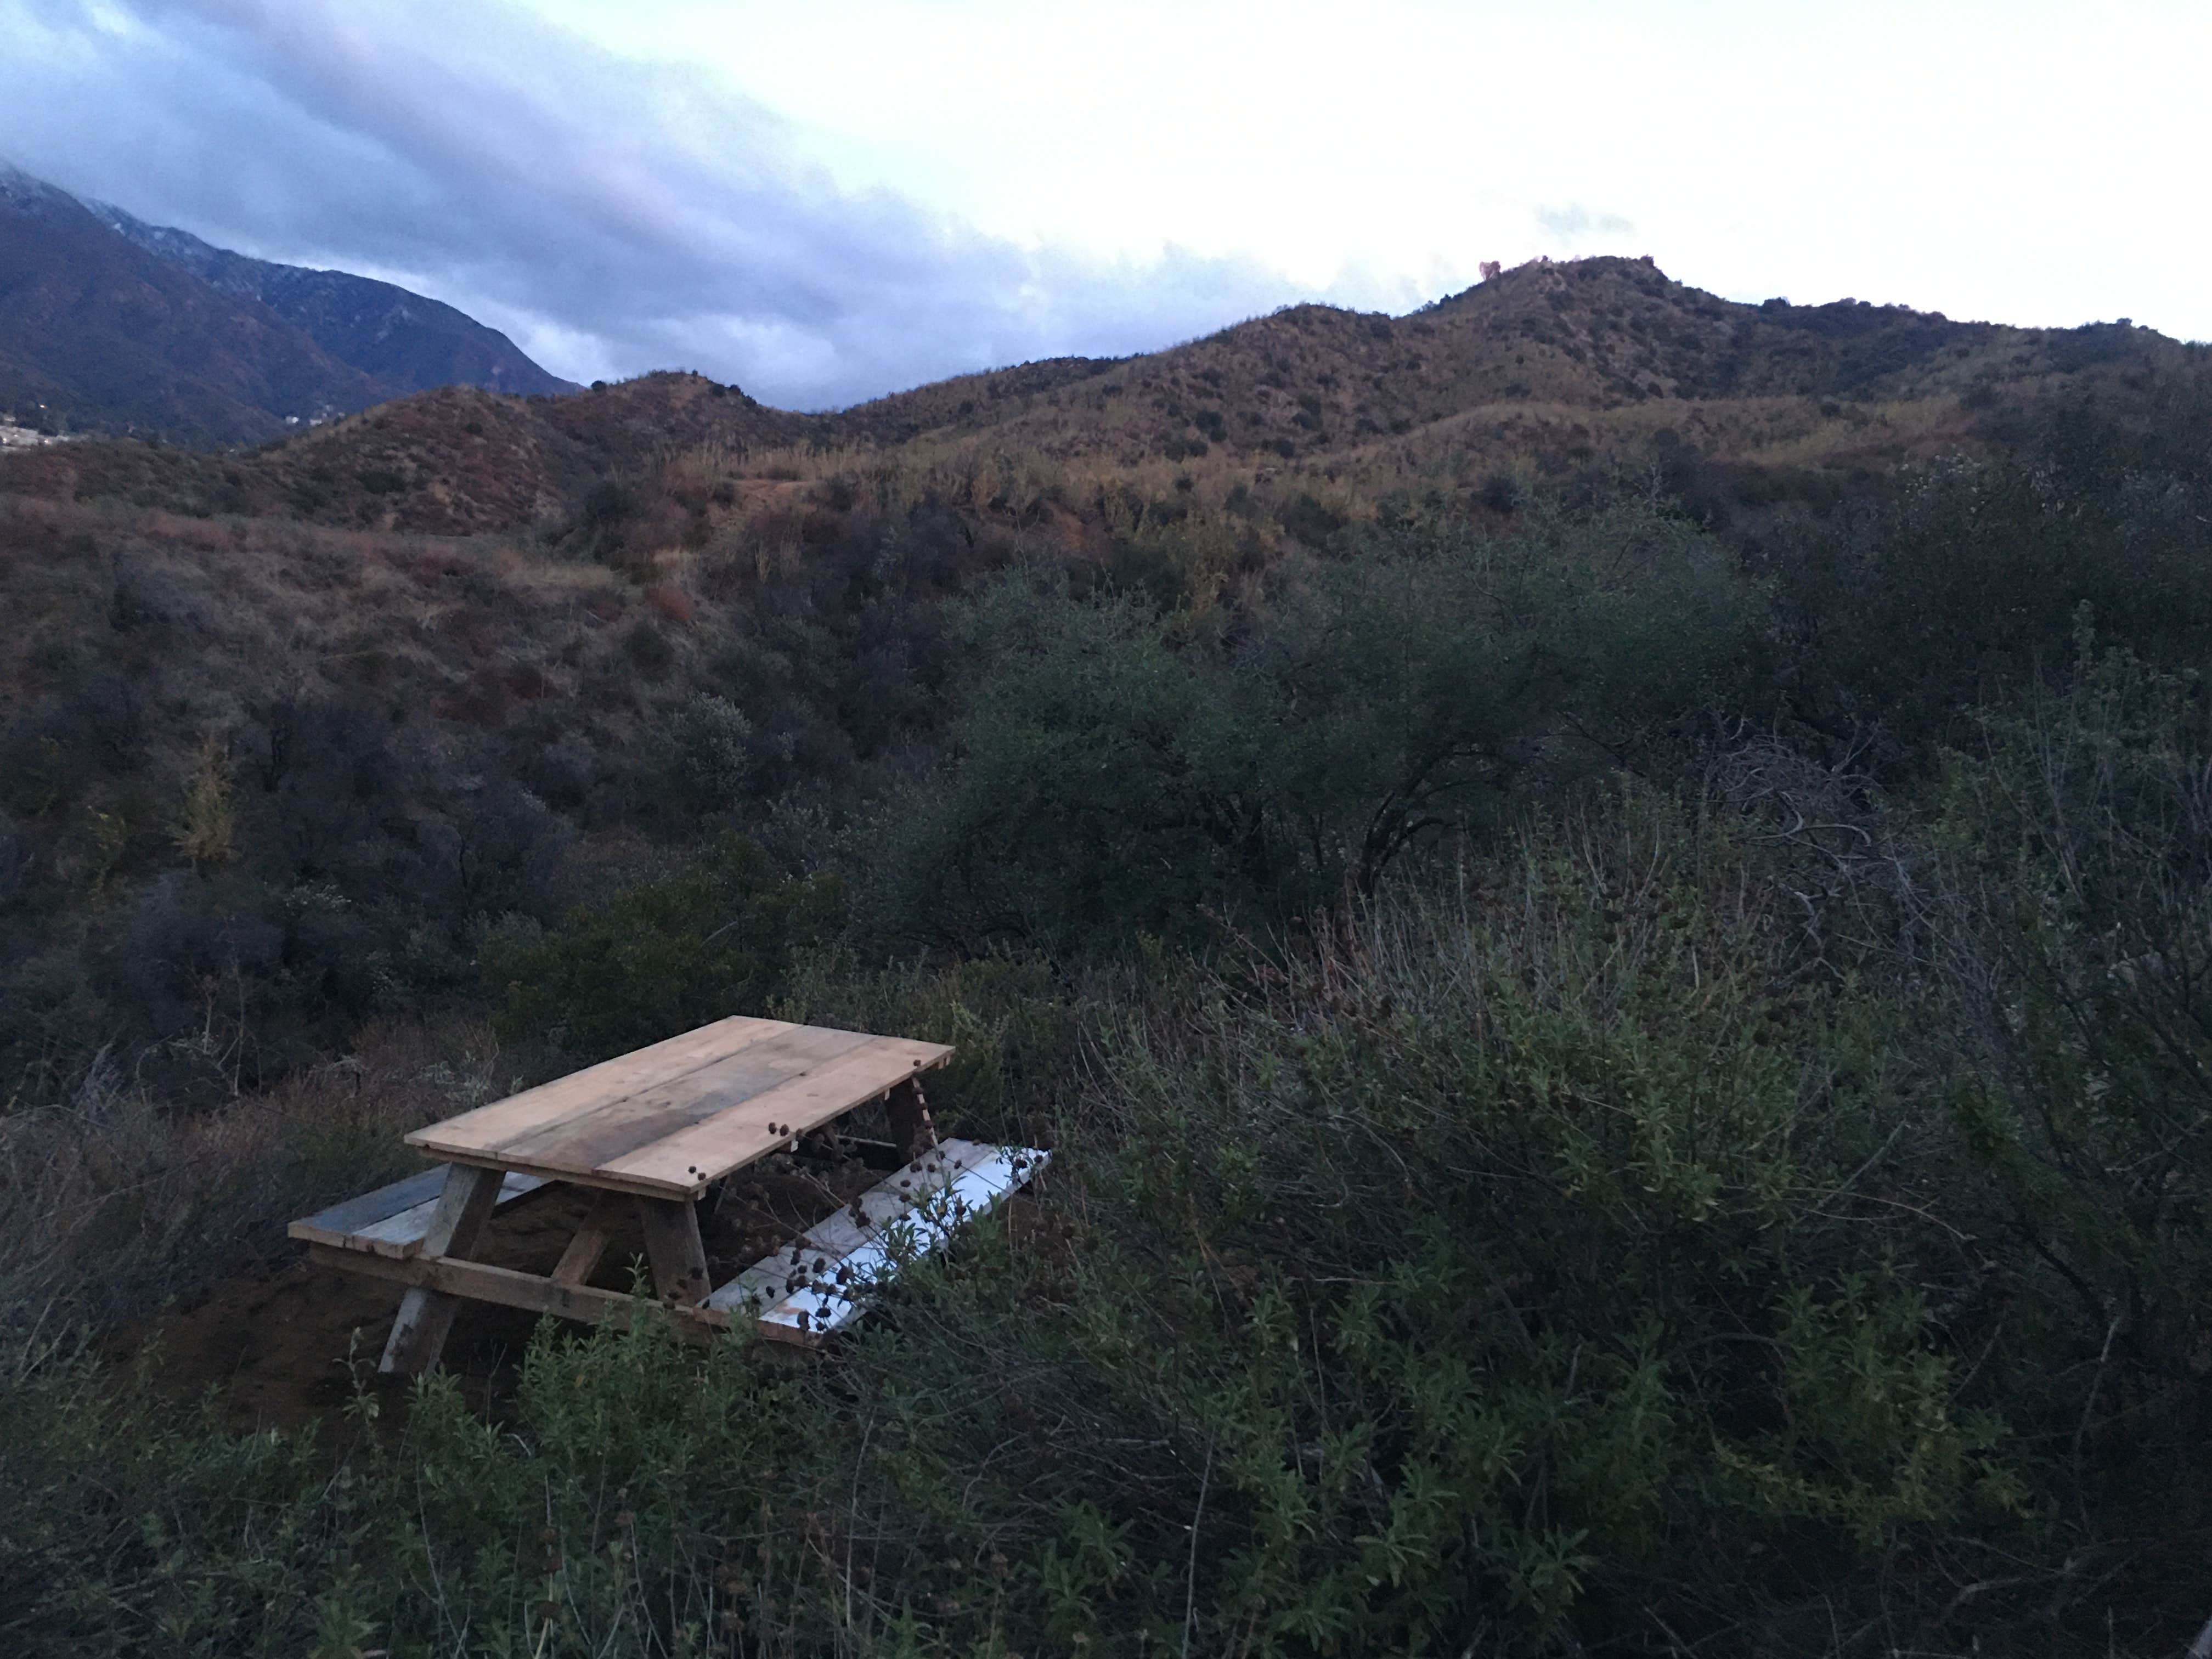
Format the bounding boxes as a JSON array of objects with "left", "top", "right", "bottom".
[{"left": 4, "top": 0, "right": 2206, "bottom": 409}]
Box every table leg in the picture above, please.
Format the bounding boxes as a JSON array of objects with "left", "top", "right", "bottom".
[
  {"left": 552, "top": 1190, "right": 627, "bottom": 1287},
  {"left": 379, "top": 1163, "right": 504, "bottom": 1376},
  {"left": 634, "top": 1197, "right": 710, "bottom": 1308},
  {"left": 885, "top": 1078, "right": 938, "bottom": 1165}
]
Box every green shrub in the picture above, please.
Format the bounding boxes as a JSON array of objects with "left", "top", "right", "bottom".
[
  {"left": 951, "top": 792, "right": 2025, "bottom": 1651},
  {"left": 668, "top": 691, "right": 754, "bottom": 810},
  {"left": 27, "top": 793, "right": 2070, "bottom": 1654},
  {"left": 480, "top": 831, "right": 846, "bottom": 1061},
  {"left": 1770, "top": 430, "right": 2212, "bottom": 760},
  {"left": 1924, "top": 618, "right": 2212, "bottom": 1501},
  {"left": 859, "top": 500, "right": 1751, "bottom": 952},
  {"left": 0, "top": 1333, "right": 351, "bottom": 1654}
]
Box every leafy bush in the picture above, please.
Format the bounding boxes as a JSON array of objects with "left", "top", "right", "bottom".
[
  {"left": 1770, "top": 424, "right": 2212, "bottom": 760},
  {"left": 1923, "top": 620, "right": 2212, "bottom": 1511},
  {"left": 668, "top": 692, "right": 754, "bottom": 810},
  {"left": 0, "top": 795, "right": 2082, "bottom": 1656},
  {"left": 480, "top": 830, "right": 847, "bottom": 1061},
  {"left": 939, "top": 794, "right": 2026, "bottom": 1651},
  {"left": 861, "top": 500, "right": 1751, "bottom": 951}
]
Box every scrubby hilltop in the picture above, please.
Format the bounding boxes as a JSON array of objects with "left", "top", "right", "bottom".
[
  {"left": 9, "top": 251, "right": 2181, "bottom": 537},
  {"left": 839, "top": 253, "right": 2174, "bottom": 462},
  {"left": 4, "top": 371, "right": 812, "bottom": 533}
]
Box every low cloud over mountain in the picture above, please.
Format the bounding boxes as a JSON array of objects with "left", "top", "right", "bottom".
[{"left": 0, "top": 0, "right": 1372, "bottom": 409}]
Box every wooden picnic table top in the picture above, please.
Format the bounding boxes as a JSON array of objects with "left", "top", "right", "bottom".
[{"left": 405, "top": 1016, "right": 953, "bottom": 1199}]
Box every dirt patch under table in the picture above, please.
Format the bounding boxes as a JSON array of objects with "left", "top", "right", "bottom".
[{"left": 98, "top": 1152, "right": 887, "bottom": 1438}]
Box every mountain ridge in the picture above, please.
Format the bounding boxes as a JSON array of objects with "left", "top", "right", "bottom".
[
  {"left": 0, "top": 162, "right": 395, "bottom": 444},
  {"left": 81, "top": 197, "right": 578, "bottom": 402},
  {"left": 0, "top": 162, "right": 577, "bottom": 443},
  {"left": 3, "top": 243, "right": 2198, "bottom": 540},
  {"left": 834, "top": 253, "right": 2179, "bottom": 462}
]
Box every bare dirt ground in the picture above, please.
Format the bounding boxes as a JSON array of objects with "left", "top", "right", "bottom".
[{"left": 97, "top": 1156, "right": 885, "bottom": 1437}]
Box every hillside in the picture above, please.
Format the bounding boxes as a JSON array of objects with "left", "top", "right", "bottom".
[
  {"left": 8, "top": 252, "right": 2185, "bottom": 541},
  {"left": 6, "top": 250, "right": 2212, "bottom": 1651},
  {"left": 85, "top": 199, "right": 579, "bottom": 400},
  {"left": 0, "top": 164, "right": 393, "bottom": 444},
  {"left": 0, "top": 163, "right": 575, "bottom": 444},
  {"left": 2, "top": 255, "right": 2202, "bottom": 1026},
  {"left": 0, "top": 371, "right": 814, "bottom": 533},
  {"left": 836, "top": 255, "right": 2181, "bottom": 465}
]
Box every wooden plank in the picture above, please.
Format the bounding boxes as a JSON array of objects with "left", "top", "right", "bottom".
[
  {"left": 291, "top": 1171, "right": 550, "bottom": 1260},
  {"left": 353, "top": 1172, "right": 548, "bottom": 1255},
  {"left": 378, "top": 1164, "right": 504, "bottom": 1375},
  {"left": 634, "top": 1197, "right": 711, "bottom": 1307},
  {"left": 403, "top": 1015, "right": 793, "bottom": 1159},
  {"left": 706, "top": 1139, "right": 1049, "bottom": 1344},
  {"left": 551, "top": 1190, "right": 627, "bottom": 1286},
  {"left": 288, "top": 1168, "right": 447, "bottom": 1240},
  {"left": 421, "top": 1039, "right": 952, "bottom": 1199},
  {"left": 404, "top": 1146, "right": 713, "bottom": 1201},
  {"left": 599, "top": 1039, "right": 953, "bottom": 1192},
  {"left": 484, "top": 1025, "right": 876, "bottom": 1172},
  {"left": 308, "top": 1244, "right": 726, "bottom": 1341}
]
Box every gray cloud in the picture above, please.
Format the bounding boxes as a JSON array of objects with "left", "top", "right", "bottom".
[{"left": 1, "top": 0, "right": 1354, "bottom": 407}]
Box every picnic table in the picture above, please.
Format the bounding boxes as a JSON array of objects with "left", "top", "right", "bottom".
[{"left": 289, "top": 1016, "right": 1049, "bottom": 1373}]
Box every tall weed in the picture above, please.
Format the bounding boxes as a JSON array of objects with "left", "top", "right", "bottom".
[
  {"left": 0, "top": 1018, "right": 521, "bottom": 1330},
  {"left": 1924, "top": 620, "right": 2212, "bottom": 1531}
]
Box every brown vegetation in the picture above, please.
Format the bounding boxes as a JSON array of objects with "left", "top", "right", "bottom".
[{"left": 9, "top": 255, "right": 2184, "bottom": 544}]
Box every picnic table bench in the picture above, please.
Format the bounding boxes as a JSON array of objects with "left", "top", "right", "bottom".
[{"left": 289, "top": 1016, "right": 1049, "bottom": 1373}]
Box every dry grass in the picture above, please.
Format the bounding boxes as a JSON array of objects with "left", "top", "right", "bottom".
[
  {"left": 0, "top": 490, "right": 657, "bottom": 799},
  {"left": 7, "top": 253, "right": 2187, "bottom": 558},
  {"left": 0, "top": 1014, "right": 542, "bottom": 1330}
]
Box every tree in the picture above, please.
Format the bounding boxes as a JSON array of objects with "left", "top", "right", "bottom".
[{"left": 856, "top": 499, "right": 1750, "bottom": 951}]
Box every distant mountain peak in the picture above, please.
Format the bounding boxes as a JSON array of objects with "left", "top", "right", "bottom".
[
  {"left": 0, "top": 159, "right": 79, "bottom": 213},
  {"left": 0, "top": 163, "right": 577, "bottom": 443},
  {"left": 77, "top": 192, "right": 579, "bottom": 402}
]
